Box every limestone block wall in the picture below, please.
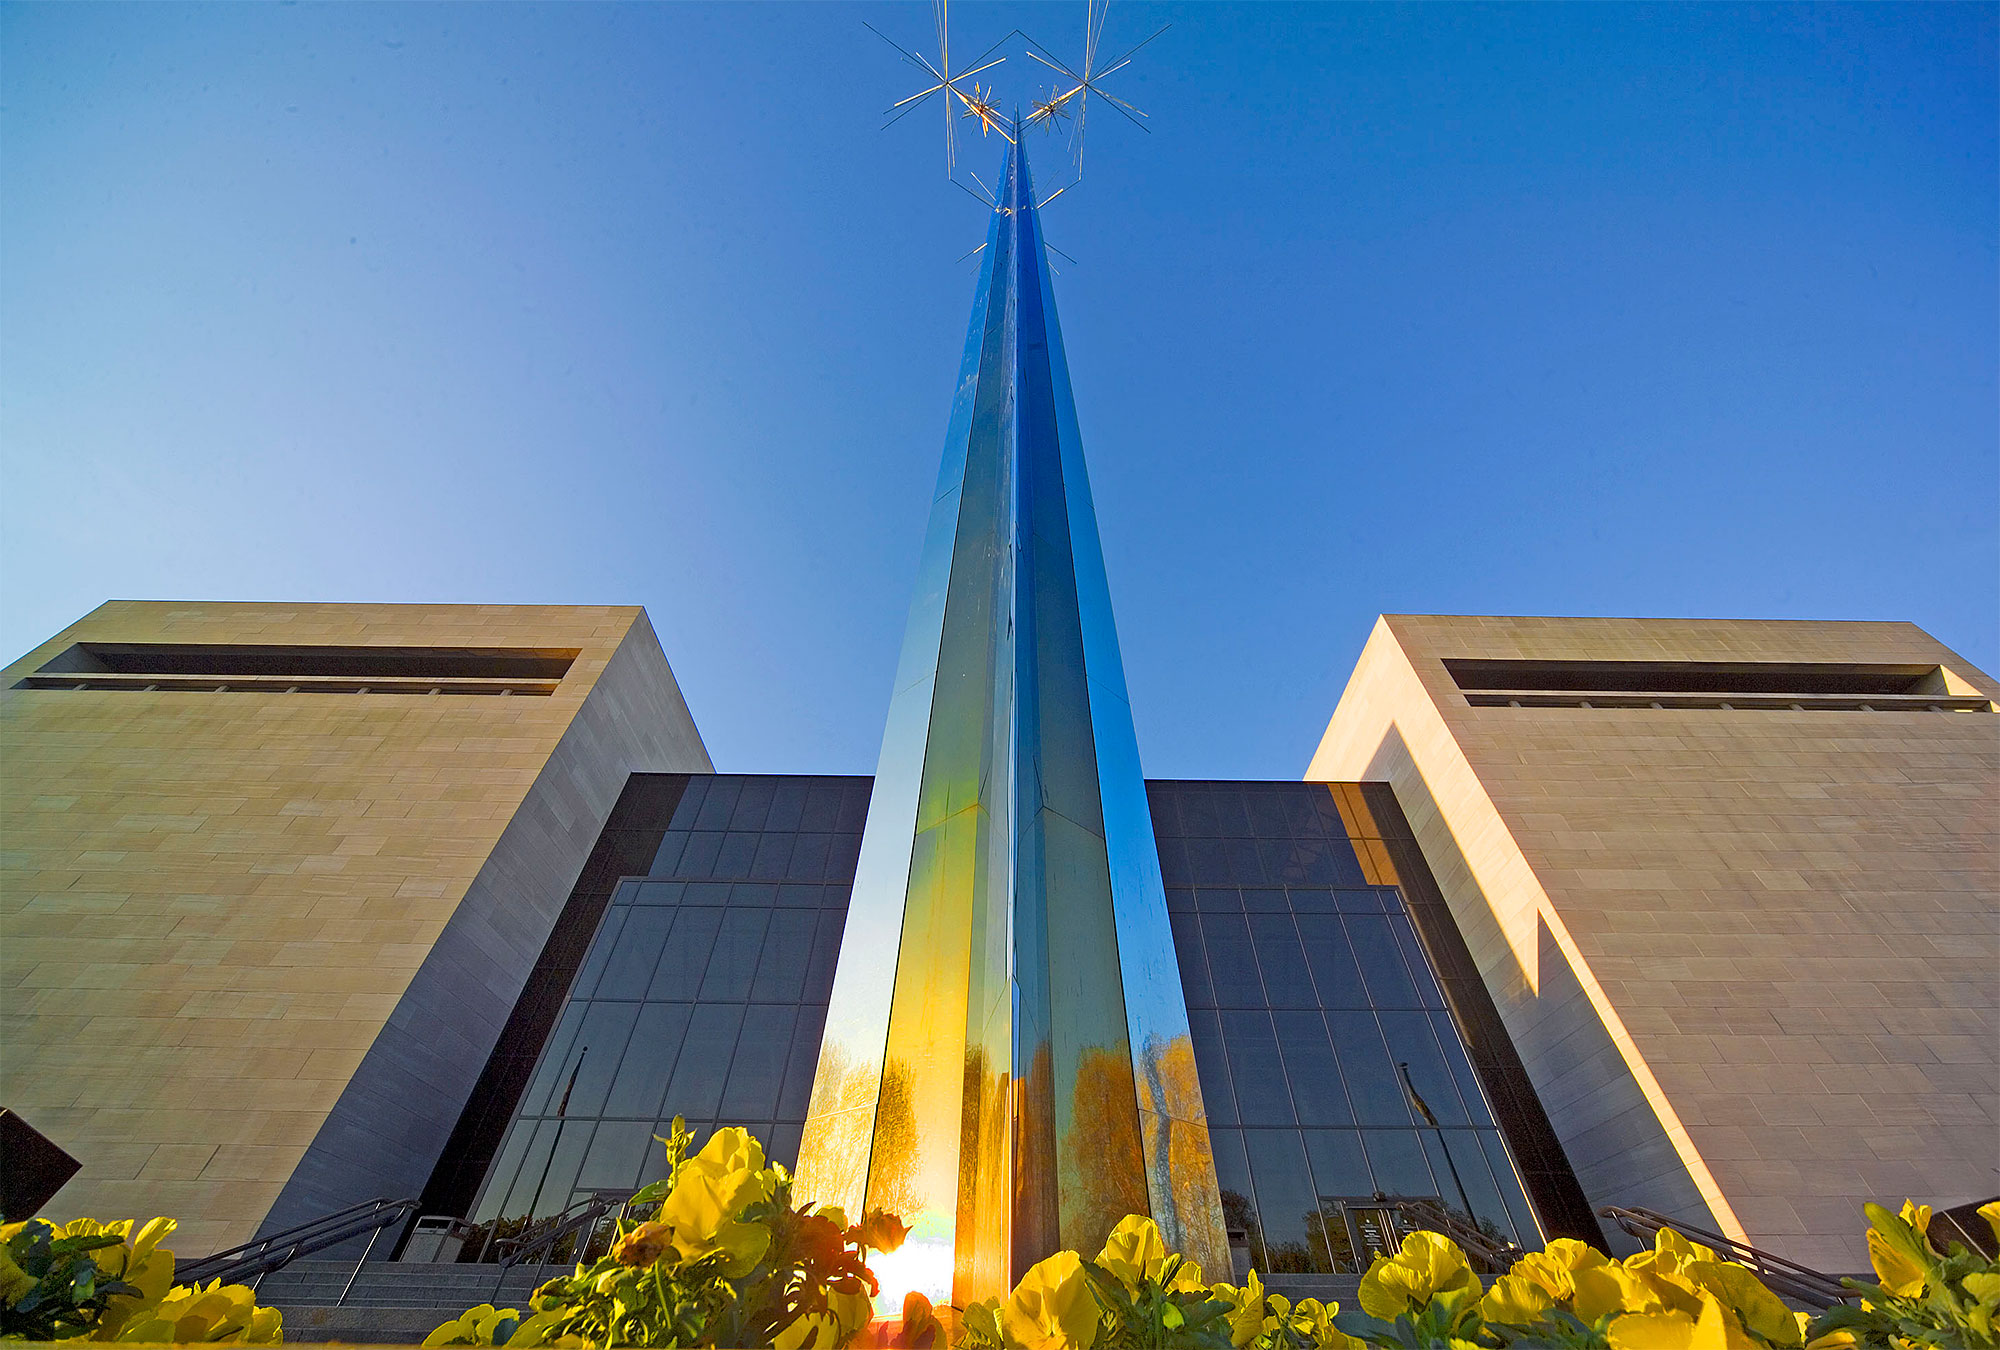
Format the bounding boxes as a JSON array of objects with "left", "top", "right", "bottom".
[
  {"left": 1307, "top": 615, "right": 1998, "bottom": 1271},
  {"left": 0, "top": 602, "right": 710, "bottom": 1254}
]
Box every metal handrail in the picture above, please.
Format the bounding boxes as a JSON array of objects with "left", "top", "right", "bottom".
[
  {"left": 178, "top": 1196, "right": 420, "bottom": 1305},
  {"left": 1599, "top": 1205, "right": 1854, "bottom": 1308},
  {"left": 1397, "top": 1197, "right": 1523, "bottom": 1272},
  {"left": 489, "top": 1193, "right": 623, "bottom": 1299}
]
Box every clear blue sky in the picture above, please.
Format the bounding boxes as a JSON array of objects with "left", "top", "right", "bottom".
[{"left": 4, "top": 3, "right": 1994, "bottom": 777}]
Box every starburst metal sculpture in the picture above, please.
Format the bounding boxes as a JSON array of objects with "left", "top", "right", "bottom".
[
  {"left": 868, "top": 0, "right": 1166, "bottom": 219},
  {"left": 1020, "top": 0, "right": 1167, "bottom": 207},
  {"left": 868, "top": 0, "right": 1013, "bottom": 206}
]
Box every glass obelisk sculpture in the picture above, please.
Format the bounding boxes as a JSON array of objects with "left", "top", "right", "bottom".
[{"left": 797, "top": 134, "right": 1228, "bottom": 1306}]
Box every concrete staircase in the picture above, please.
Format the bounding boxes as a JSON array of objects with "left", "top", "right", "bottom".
[
  {"left": 259, "top": 1260, "right": 560, "bottom": 1344},
  {"left": 266, "top": 1260, "right": 1367, "bottom": 1344}
]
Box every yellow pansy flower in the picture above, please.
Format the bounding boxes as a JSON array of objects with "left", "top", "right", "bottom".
[
  {"left": 1507, "top": 1250, "right": 1580, "bottom": 1302},
  {"left": 1357, "top": 1231, "right": 1482, "bottom": 1320},
  {"left": 1001, "top": 1251, "right": 1100, "bottom": 1350},
  {"left": 679, "top": 1126, "right": 776, "bottom": 1211},
  {"left": 1479, "top": 1273, "right": 1555, "bottom": 1326},
  {"left": 1573, "top": 1264, "right": 1668, "bottom": 1324},
  {"left": 657, "top": 1164, "right": 772, "bottom": 1276},
  {"left": 1980, "top": 1201, "right": 2000, "bottom": 1247},
  {"left": 1210, "top": 1271, "right": 1267, "bottom": 1349},
  {"left": 1685, "top": 1260, "right": 1800, "bottom": 1347},
  {"left": 1862, "top": 1203, "right": 1929, "bottom": 1299},
  {"left": 0, "top": 1246, "right": 37, "bottom": 1305},
  {"left": 963, "top": 1296, "right": 1006, "bottom": 1347},
  {"left": 423, "top": 1303, "right": 523, "bottom": 1347},
  {"left": 1097, "top": 1215, "right": 1204, "bottom": 1294},
  {"left": 610, "top": 1220, "right": 673, "bottom": 1268},
  {"left": 776, "top": 1310, "right": 843, "bottom": 1350},
  {"left": 1897, "top": 1201, "right": 1931, "bottom": 1237},
  {"left": 111, "top": 1278, "right": 282, "bottom": 1345},
  {"left": 828, "top": 1285, "right": 877, "bottom": 1336},
  {"left": 71, "top": 1216, "right": 178, "bottom": 1339},
  {"left": 1605, "top": 1295, "right": 1734, "bottom": 1350}
]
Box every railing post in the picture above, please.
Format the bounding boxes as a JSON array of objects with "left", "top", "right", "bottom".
[{"left": 336, "top": 1204, "right": 392, "bottom": 1308}]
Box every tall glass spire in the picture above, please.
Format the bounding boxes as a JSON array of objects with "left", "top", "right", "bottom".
[{"left": 797, "top": 134, "right": 1227, "bottom": 1306}]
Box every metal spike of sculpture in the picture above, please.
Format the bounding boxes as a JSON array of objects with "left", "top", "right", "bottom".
[{"left": 796, "top": 5, "right": 1224, "bottom": 1312}]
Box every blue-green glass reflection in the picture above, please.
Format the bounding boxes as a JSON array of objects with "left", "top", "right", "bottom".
[{"left": 798, "top": 135, "right": 1227, "bottom": 1305}]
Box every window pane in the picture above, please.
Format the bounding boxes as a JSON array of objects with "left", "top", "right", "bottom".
[
  {"left": 571, "top": 911, "right": 626, "bottom": 1001},
  {"left": 1211, "top": 790, "right": 1251, "bottom": 838},
  {"left": 730, "top": 882, "right": 779, "bottom": 908},
  {"left": 576, "top": 1120, "right": 653, "bottom": 1193},
  {"left": 1245, "top": 792, "right": 1289, "bottom": 838},
  {"left": 1187, "top": 1008, "right": 1236, "bottom": 1126},
  {"left": 649, "top": 832, "right": 687, "bottom": 876},
  {"left": 1301, "top": 1129, "right": 1371, "bottom": 1201},
  {"left": 700, "top": 909, "right": 771, "bottom": 1001},
  {"left": 667, "top": 777, "right": 708, "bottom": 830},
  {"left": 561, "top": 1003, "right": 640, "bottom": 1117},
  {"left": 1346, "top": 914, "right": 1421, "bottom": 1008},
  {"left": 1433, "top": 1013, "right": 1497, "bottom": 1128},
  {"left": 751, "top": 909, "right": 819, "bottom": 1003},
  {"left": 715, "top": 832, "right": 759, "bottom": 877},
  {"left": 1419, "top": 1129, "right": 1515, "bottom": 1245},
  {"left": 521, "top": 1004, "right": 585, "bottom": 1115},
  {"left": 801, "top": 787, "right": 843, "bottom": 832},
  {"left": 1195, "top": 887, "right": 1241, "bottom": 913},
  {"left": 730, "top": 780, "right": 773, "bottom": 832},
  {"left": 1296, "top": 916, "right": 1367, "bottom": 1009},
  {"left": 765, "top": 782, "right": 808, "bottom": 832},
  {"left": 1248, "top": 914, "right": 1316, "bottom": 1008},
  {"left": 1243, "top": 1130, "right": 1325, "bottom": 1273},
  {"left": 788, "top": 834, "right": 831, "bottom": 881},
  {"left": 1321, "top": 835, "right": 1368, "bottom": 886},
  {"left": 1202, "top": 913, "right": 1263, "bottom": 1006},
  {"left": 648, "top": 907, "right": 723, "bottom": 1000},
  {"left": 529, "top": 1119, "right": 594, "bottom": 1218},
  {"left": 1328, "top": 1011, "right": 1411, "bottom": 1126},
  {"left": 694, "top": 779, "right": 739, "bottom": 830},
  {"left": 751, "top": 833, "right": 794, "bottom": 881},
  {"left": 495, "top": 1119, "right": 559, "bottom": 1218},
  {"left": 603, "top": 1003, "right": 690, "bottom": 1119},
  {"left": 633, "top": 881, "right": 683, "bottom": 906},
  {"left": 663, "top": 1005, "right": 746, "bottom": 1120},
  {"left": 1209, "top": 1129, "right": 1265, "bottom": 1272},
  {"left": 1271, "top": 1011, "right": 1351, "bottom": 1127},
  {"left": 1170, "top": 912, "right": 1212, "bottom": 1007},
  {"left": 1220, "top": 1010, "right": 1293, "bottom": 1126},
  {"left": 825, "top": 834, "right": 862, "bottom": 879},
  {"left": 720, "top": 1005, "right": 797, "bottom": 1121},
  {"left": 675, "top": 832, "right": 721, "bottom": 876},
  {"left": 595, "top": 907, "right": 673, "bottom": 999},
  {"left": 1478, "top": 1130, "right": 1544, "bottom": 1244},
  {"left": 474, "top": 1118, "right": 539, "bottom": 1221},
  {"left": 1378, "top": 1012, "right": 1468, "bottom": 1126},
  {"left": 764, "top": 1120, "right": 805, "bottom": 1170},
  {"left": 804, "top": 910, "right": 846, "bottom": 996},
  {"left": 1186, "top": 839, "right": 1231, "bottom": 884},
  {"left": 779, "top": 1005, "right": 828, "bottom": 1118},
  {"left": 1178, "top": 790, "right": 1219, "bottom": 837},
  {"left": 1389, "top": 914, "right": 1446, "bottom": 1009},
  {"left": 1361, "top": 1130, "right": 1436, "bottom": 1198}
]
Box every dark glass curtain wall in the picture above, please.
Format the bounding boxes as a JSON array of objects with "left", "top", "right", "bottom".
[{"left": 468, "top": 774, "right": 867, "bottom": 1226}]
